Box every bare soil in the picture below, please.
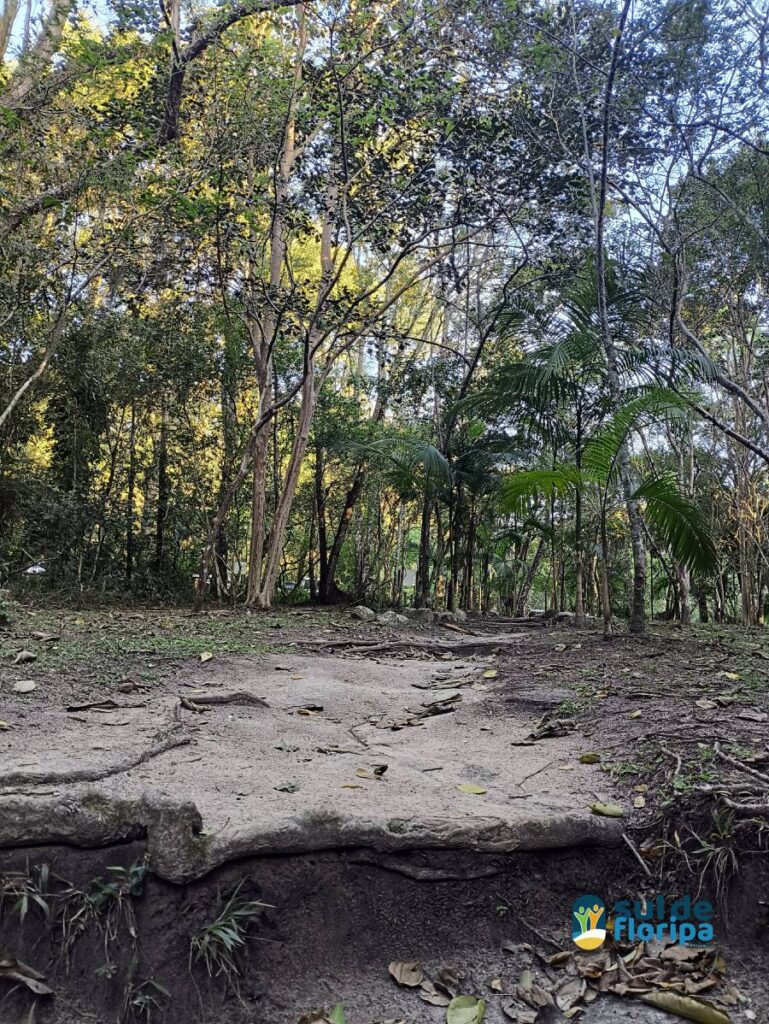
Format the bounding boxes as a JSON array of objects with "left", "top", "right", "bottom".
[{"left": 1, "top": 606, "right": 768, "bottom": 1023}]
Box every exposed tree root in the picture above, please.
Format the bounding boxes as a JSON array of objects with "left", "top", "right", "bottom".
[
  {"left": 347, "top": 849, "right": 509, "bottom": 880},
  {"left": 304, "top": 633, "right": 526, "bottom": 657},
  {"left": 692, "top": 742, "right": 769, "bottom": 815},
  {"left": 0, "top": 724, "right": 191, "bottom": 789},
  {"left": 178, "top": 690, "right": 269, "bottom": 712}
]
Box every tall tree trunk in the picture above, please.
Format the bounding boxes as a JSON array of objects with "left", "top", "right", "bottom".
[
  {"left": 515, "top": 536, "right": 544, "bottom": 617},
  {"left": 697, "top": 586, "right": 709, "bottom": 623},
  {"left": 153, "top": 397, "right": 169, "bottom": 577},
  {"left": 125, "top": 399, "right": 137, "bottom": 586},
  {"left": 415, "top": 492, "right": 432, "bottom": 608},
  {"left": 675, "top": 562, "right": 691, "bottom": 624},
  {"left": 575, "top": 0, "right": 645, "bottom": 632},
  {"left": 320, "top": 464, "right": 366, "bottom": 603},
  {"left": 254, "top": 372, "right": 318, "bottom": 608}
]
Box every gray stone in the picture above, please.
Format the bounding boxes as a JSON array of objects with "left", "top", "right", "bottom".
[
  {"left": 555, "top": 611, "right": 575, "bottom": 624},
  {"left": 404, "top": 607, "right": 434, "bottom": 625},
  {"left": 350, "top": 605, "right": 376, "bottom": 622},
  {"left": 453, "top": 609, "right": 467, "bottom": 623},
  {"left": 433, "top": 610, "right": 457, "bottom": 623},
  {"left": 376, "top": 610, "right": 409, "bottom": 626}
]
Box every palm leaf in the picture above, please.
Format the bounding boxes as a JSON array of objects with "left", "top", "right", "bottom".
[
  {"left": 582, "top": 387, "right": 689, "bottom": 480},
  {"left": 634, "top": 475, "right": 718, "bottom": 574},
  {"left": 500, "top": 466, "right": 582, "bottom": 515}
]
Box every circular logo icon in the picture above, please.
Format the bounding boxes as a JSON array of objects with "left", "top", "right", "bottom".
[{"left": 571, "top": 894, "right": 606, "bottom": 950}]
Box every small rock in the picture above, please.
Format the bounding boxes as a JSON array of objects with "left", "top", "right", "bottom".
[
  {"left": 13, "top": 680, "right": 36, "bottom": 693},
  {"left": 453, "top": 609, "right": 467, "bottom": 623},
  {"left": 351, "top": 605, "right": 376, "bottom": 622},
  {"left": 434, "top": 610, "right": 457, "bottom": 624},
  {"left": 13, "top": 650, "right": 37, "bottom": 665},
  {"left": 117, "top": 680, "right": 137, "bottom": 693},
  {"left": 404, "top": 607, "right": 434, "bottom": 625},
  {"left": 555, "top": 611, "right": 575, "bottom": 624},
  {"left": 376, "top": 610, "right": 408, "bottom": 626}
]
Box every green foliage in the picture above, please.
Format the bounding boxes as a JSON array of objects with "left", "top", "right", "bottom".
[
  {"left": 633, "top": 475, "right": 718, "bottom": 574},
  {"left": 189, "top": 882, "right": 268, "bottom": 991}
]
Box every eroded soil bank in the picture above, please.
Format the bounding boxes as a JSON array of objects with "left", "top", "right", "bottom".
[
  {"left": 1, "top": 840, "right": 767, "bottom": 1024},
  {"left": 2, "top": 608, "right": 769, "bottom": 1021}
]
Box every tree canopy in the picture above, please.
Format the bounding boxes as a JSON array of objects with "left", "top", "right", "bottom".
[{"left": 2, "top": 0, "right": 769, "bottom": 630}]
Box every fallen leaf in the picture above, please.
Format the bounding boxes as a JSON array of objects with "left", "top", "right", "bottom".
[
  {"left": 490, "top": 979, "right": 504, "bottom": 992},
  {"left": 579, "top": 753, "right": 601, "bottom": 764},
  {"left": 446, "top": 995, "right": 486, "bottom": 1024},
  {"left": 0, "top": 957, "right": 53, "bottom": 995},
  {"left": 388, "top": 961, "right": 423, "bottom": 988},
  {"left": 634, "top": 795, "right": 646, "bottom": 808},
  {"left": 590, "top": 802, "right": 624, "bottom": 818},
  {"left": 737, "top": 709, "right": 767, "bottom": 722},
  {"left": 718, "top": 671, "right": 741, "bottom": 681},
  {"left": 341, "top": 784, "right": 363, "bottom": 789},
  {"left": 696, "top": 699, "right": 718, "bottom": 710},
  {"left": 13, "top": 651, "right": 36, "bottom": 665},
  {"left": 13, "top": 680, "right": 36, "bottom": 693},
  {"left": 546, "top": 952, "right": 571, "bottom": 967},
  {"left": 640, "top": 991, "right": 731, "bottom": 1023},
  {"left": 200, "top": 651, "right": 213, "bottom": 663},
  {"left": 628, "top": 710, "right": 642, "bottom": 719},
  {"left": 483, "top": 669, "right": 498, "bottom": 679},
  {"left": 457, "top": 783, "right": 487, "bottom": 795},
  {"left": 420, "top": 982, "right": 452, "bottom": 1007},
  {"left": 0, "top": 721, "right": 9, "bottom": 730}
]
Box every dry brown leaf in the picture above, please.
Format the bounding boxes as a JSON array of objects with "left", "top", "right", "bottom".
[
  {"left": 640, "top": 991, "right": 732, "bottom": 1023},
  {"left": 388, "top": 961, "right": 424, "bottom": 988}
]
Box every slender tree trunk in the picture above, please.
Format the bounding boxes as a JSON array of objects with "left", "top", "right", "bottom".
[
  {"left": 599, "top": 509, "right": 613, "bottom": 637},
  {"left": 254, "top": 372, "right": 318, "bottom": 608},
  {"left": 125, "top": 399, "right": 137, "bottom": 586},
  {"left": 574, "top": 0, "right": 645, "bottom": 632},
  {"left": 153, "top": 397, "right": 169, "bottom": 577},
  {"left": 675, "top": 562, "right": 691, "bottom": 624},
  {"left": 415, "top": 492, "right": 432, "bottom": 607},
  {"left": 515, "top": 536, "right": 544, "bottom": 617},
  {"left": 321, "top": 464, "right": 366, "bottom": 603}
]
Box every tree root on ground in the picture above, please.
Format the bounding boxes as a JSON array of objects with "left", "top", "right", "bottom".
[
  {"left": 694, "top": 742, "right": 769, "bottom": 815},
  {"left": 304, "top": 633, "right": 526, "bottom": 657},
  {"left": 0, "top": 724, "right": 191, "bottom": 790},
  {"left": 178, "top": 690, "right": 269, "bottom": 712}
]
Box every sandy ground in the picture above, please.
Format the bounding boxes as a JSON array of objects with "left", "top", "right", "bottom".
[{"left": 0, "top": 643, "right": 621, "bottom": 879}]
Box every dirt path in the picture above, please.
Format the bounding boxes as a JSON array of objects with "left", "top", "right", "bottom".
[
  {"left": 0, "top": 643, "right": 621, "bottom": 881},
  {"left": 2, "top": 610, "right": 768, "bottom": 1023}
]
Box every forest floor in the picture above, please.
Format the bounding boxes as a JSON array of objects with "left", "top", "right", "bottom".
[{"left": 1, "top": 605, "right": 768, "bottom": 1022}]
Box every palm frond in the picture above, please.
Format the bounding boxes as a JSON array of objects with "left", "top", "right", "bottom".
[
  {"left": 634, "top": 475, "right": 718, "bottom": 574},
  {"left": 582, "top": 387, "right": 689, "bottom": 480},
  {"left": 500, "top": 466, "right": 582, "bottom": 515}
]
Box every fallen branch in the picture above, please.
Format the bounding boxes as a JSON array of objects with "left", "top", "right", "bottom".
[
  {"left": 178, "top": 690, "right": 269, "bottom": 712},
  {"left": 714, "top": 742, "right": 769, "bottom": 784},
  {"left": 0, "top": 724, "right": 191, "bottom": 789},
  {"left": 305, "top": 632, "right": 525, "bottom": 657},
  {"left": 721, "top": 796, "right": 769, "bottom": 814},
  {"left": 622, "top": 831, "right": 652, "bottom": 877}
]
